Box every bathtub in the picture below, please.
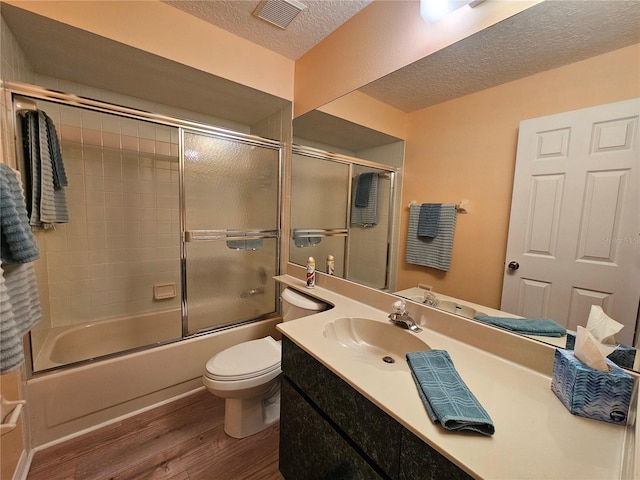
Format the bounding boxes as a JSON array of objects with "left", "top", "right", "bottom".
[
  {"left": 33, "top": 309, "right": 183, "bottom": 372},
  {"left": 27, "top": 315, "right": 282, "bottom": 446}
]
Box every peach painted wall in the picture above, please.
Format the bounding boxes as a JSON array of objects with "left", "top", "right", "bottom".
[
  {"left": 294, "top": 0, "right": 541, "bottom": 116},
  {"left": 398, "top": 44, "right": 640, "bottom": 309},
  {"left": 317, "top": 90, "right": 407, "bottom": 140},
  {"left": 3, "top": 0, "right": 294, "bottom": 101}
]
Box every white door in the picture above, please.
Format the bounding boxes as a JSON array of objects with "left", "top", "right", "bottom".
[{"left": 501, "top": 98, "right": 640, "bottom": 346}]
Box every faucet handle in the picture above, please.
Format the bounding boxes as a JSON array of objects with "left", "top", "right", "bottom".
[{"left": 392, "top": 300, "right": 406, "bottom": 315}]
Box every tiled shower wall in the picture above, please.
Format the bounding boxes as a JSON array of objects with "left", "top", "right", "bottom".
[{"left": 34, "top": 101, "right": 182, "bottom": 328}]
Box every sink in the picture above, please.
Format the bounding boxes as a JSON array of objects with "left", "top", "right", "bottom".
[
  {"left": 436, "top": 300, "right": 483, "bottom": 319},
  {"left": 323, "top": 317, "right": 429, "bottom": 369}
]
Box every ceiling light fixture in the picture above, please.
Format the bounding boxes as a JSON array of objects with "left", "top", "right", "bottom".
[
  {"left": 420, "top": 0, "right": 486, "bottom": 24},
  {"left": 253, "top": 0, "right": 307, "bottom": 30}
]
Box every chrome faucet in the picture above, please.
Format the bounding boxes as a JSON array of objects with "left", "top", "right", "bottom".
[
  {"left": 423, "top": 291, "right": 439, "bottom": 307},
  {"left": 389, "top": 300, "right": 422, "bottom": 333}
]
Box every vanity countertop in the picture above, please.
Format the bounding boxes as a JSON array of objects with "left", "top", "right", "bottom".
[{"left": 275, "top": 275, "right": 634, "bottom": 480}]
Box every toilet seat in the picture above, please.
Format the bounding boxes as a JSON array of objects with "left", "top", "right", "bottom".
[{"left": 205, "top": 336, "right": 281, "bottom": 381}]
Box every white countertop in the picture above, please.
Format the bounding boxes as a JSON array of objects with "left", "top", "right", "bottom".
[{"left": 276, "top": 276, "right": 632, "bottom": 480}]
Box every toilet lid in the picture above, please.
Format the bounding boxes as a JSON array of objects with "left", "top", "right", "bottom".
[{"left": 205, "top": 336, "right": 281, "bottom": 380}]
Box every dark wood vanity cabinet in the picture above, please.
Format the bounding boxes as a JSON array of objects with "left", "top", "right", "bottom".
[{"left": 279, "top": 337, "right": 474, "bottom": 480}]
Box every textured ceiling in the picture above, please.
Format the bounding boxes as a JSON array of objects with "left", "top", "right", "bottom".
[
  {"left": 161, "top": 0, "right": 373, "bottom": 60},
  {"left": 360, "top": 0, "right": 640, "bottom": 112},
  {"left": 3, "top": 0, "right": 639, "bottom": 144}
]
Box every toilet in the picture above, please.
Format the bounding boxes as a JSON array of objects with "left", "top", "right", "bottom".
[{"left": 202, "top": 288, "right": 328, "bottom": 438}]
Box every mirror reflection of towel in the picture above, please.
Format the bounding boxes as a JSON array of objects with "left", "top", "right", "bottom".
[
  {"left": 351, "top": 174, "right": 378, "bottom": 226},
  {"left": 406, "top": 203, "right": 456, "bottom": 271},
  {"left": 417, "top": 203, "right": 441, "bottom": 238},
  {"left": 354, "top": 172, "right": 374, "bottom": 207}
]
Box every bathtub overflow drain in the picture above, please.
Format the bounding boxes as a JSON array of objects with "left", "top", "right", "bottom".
[{"left": 382, "top": 356, "right": 395, "bottom": 364}]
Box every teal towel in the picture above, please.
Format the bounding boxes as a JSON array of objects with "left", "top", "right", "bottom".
[
  {"left": 417, "top": 203, "right": 441, "bottom": 238},
  {"left": 406, "top": 203, "right": 456, "bottom": 271},
  {"left": 354, "top": 172, "right": 374, "bottom": 207},
  {"left": 406, "top": 350, "right": 495, "bottom": 436},
  {"left": 474, "top": 315, "right": 566, "bottom": 337},
  {"left": 0, "top": 164, "right": 39, "bottom": 264}
]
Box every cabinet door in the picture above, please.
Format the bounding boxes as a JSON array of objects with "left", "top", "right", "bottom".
[
  {"left": 279, "top": 379, "right": 382, "bottom": 480},
  {"left": 399, "top": 429, "right": 474, "bottom": 480},
  {"left": 281, "top": 337, "right": 401, "bottom": 479}
]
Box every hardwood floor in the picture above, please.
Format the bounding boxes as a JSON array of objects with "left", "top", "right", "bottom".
[{"left": 27, "top": 390, "right": 284, "bottom": 480}]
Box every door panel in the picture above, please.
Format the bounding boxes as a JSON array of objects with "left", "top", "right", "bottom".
[
  {"left": 502, "top": 98, "right": 639, "bottom": 345},
  {"left": 182, "top": 131, "right": 280, "bottom": 334}
]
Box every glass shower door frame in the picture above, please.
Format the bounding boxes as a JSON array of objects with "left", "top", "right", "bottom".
[{"left": 179, "top": 127, "right": 283, "bottom": 337}]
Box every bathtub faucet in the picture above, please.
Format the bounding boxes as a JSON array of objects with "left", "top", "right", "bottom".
[{"left": 389, "top": 300, "right": 422, "bottom": 333}]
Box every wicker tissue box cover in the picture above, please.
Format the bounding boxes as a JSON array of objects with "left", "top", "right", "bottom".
[{"left": 551, "top": 348, "right": 634, "bottom": 425}]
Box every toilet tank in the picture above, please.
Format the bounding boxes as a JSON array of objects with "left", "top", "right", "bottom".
[{"left": 281, "top": 288, "right": 328, "bottom": 322}]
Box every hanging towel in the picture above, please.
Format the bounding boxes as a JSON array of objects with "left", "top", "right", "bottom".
[
  {"left": 0, "top": 262, "right": 42, "bottom": 374},
  {"left": 407, "top": 350, "right": 495, "bottom": 436},
  {"left": 406, "top": 203, "right": 456, "bottom": 271},
  {"left": 474, "top": 315, "right": 567, "bottom": 337},
  {"left": 351, "top": 174, "right": 378, "bottom": 226},
  {"left": 354, "top": 172, "right": 374, "bottom": 207},
  {"left": 417, "top": 203, "right": 441, "bottom": 238},
  {"left": 22, "top": 110, "right": 69, "bottom": 228},
  {"left": 0, "top": 164, "right": 40, "bottom": 264}
]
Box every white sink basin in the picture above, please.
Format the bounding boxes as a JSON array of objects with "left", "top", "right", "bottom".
[
  {"left": 323, "top": 317, "right": 429, "bottom": 370},
  {"left": 436, "top": 300, "right": 484, "bottom": 319}
]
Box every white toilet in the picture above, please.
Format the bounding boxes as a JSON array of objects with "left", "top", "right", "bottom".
[{"left": 202, "top": 288, "right": 328, "bottom": 438}]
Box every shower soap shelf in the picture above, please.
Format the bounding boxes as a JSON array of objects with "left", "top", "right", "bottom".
[{"left": 1, "top": 395, "right": 26, "bottom": 436}]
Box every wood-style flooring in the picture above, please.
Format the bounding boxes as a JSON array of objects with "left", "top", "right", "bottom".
[{"left": 27, "top": 389, "right": 284, "bottom": 480}]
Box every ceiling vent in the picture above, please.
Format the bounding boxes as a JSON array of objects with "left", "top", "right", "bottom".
[{"left": 253, "top": 0, "right": 307, "bottom": 29}]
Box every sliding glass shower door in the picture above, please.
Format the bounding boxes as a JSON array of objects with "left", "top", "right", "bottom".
[{"left": 182, "top": 131, "right": 280, "bottom": 334}]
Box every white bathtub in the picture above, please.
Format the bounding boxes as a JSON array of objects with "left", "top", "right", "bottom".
[
  {"left": 28, "top": 315, "right": 281, "bottom": 446},
  {"left": 34, "top": 310, "right": 182, "bottom": 371}
]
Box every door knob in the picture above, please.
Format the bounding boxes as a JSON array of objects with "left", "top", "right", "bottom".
[{"left": 508, "top": 261, "right": 520, "bottom": 270}]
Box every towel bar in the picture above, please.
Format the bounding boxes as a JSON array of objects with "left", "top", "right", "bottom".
[
  {"left": 408, "top": 200, "right": 469, "bottom": 214},
  {"left": 0, "top": 396, "right": 26, "bottom": 436}
]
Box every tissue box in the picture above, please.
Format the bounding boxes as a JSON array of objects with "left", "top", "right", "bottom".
[
  {"left": 565, "top": 333, "right": 637, "bottom": 370},
  {"left": 551, "top": 348, "right": 634, "bottom": 425}
]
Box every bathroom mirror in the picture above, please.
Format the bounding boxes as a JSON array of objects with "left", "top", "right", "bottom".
[
  {"left": 291, "top": 1, "right": 640, "bottom": 370},
  {"left": 292, "top": 111, "right": 405, "bottom": 291}
]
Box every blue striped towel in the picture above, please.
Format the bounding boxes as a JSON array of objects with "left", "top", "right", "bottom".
[
  {"left": 417, "top": 203, "right": 441, "bottom": 238},
  {"left": 351, "top": 173, "right": 378, "bottom": 226},
  {"left": 474, "top": 315, "right": 567, "bottom": 337},
  {"left": 354, "top": 172, "right": 374, "bottom": 207},
  {"left": 22, "top": 110, "right": 69, "bottom": 228},
  {"left": 0, "top": 164, "right": 39, "bottom": 264},
  {"left": 407, "top": 350, "right": 495, "bottom": 436},
  {"left": 406, "top": 203, "right": 456, "bottom": 271},
  {"left": 1, "top": 262, "right": 42, "bottom": 374}
]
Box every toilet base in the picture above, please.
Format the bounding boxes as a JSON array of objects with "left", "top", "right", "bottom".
[{"left": 223, "top": 381, "right": 281, "bottom": 439}]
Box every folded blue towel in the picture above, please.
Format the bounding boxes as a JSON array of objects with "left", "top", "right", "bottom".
[
  {"left": 354, "top": 172, "right": 374, "bottom": 208},
  {"left": 417, "top": 203, "right": 441, "bottom": 238},
  {"left": 351, "top": 174, "right": 379, "bottom": 226},
  {"left": 474, "top": 315, "right": 566, "bottom": 337},
  {"left": 406, "top": 350, "right": 495, "bottom": 436}
]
